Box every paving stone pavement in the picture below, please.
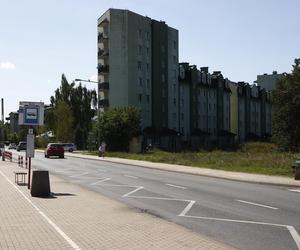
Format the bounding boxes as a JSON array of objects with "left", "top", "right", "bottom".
[{"left": 0, "top": 161, "right": 236, "bottom": 250}]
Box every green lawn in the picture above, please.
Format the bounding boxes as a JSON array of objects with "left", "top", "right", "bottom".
[{"left": 85, "top": 143, "right": 299, "bottom": 177}]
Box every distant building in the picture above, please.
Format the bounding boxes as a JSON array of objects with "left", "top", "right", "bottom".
[{"left": 255, "top": 71, "right": 283, "bottom": 91}]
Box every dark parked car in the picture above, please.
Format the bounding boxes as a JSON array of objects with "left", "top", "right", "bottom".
[
  {"left": 16, "top": 141, "right": 27, "bottom": 151},
  {"left": 44, "top": 143, "right": 64, "bottom": 158}
]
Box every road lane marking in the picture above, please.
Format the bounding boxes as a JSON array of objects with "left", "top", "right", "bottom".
[
  {"left": 288, "top": 189, "right": 300, "bottom": 193},
  {"left": 236, "top": 200, "right": 278, "bottom": 210},
  {"left": 55, "top": 168, "right": 73, "bottom": 173},
  {"left": 123, "top": 186, "right": 144, "bottom": 197},
  {"left": 69, "top": 172, "right": 89, "bottom": 178},
  {"left": 0, "top": 170, "right": 81, "bottom": 250},
  {"left": 287, "top": 226, "right": 300, "bottom": 249},
  {"left": 90, "top": 178, "right": 110, "bottom": 185},
  {"left": 179, "top": 200, "right": 196, "bottom": 216},
  {"left": 124, "top": 174, "right": 138, "bottom": 179},
  {"left": 165, "top": 183, "right": 187, "bottom": 190}
]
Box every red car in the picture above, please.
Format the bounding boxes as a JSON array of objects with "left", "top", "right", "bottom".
[{"left": 44, "top": 143, "right": 64, "bottom": 158}]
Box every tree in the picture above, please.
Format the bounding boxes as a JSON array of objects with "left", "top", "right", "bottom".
[
  {"left": 48, "top": 74, "right": 97, "bottom": 148},
  {"left": 97, "top": 106, "right": 141, "bottom": 151},
  {"left": 55, "top": 100, "right": 73, "bottom": 142},
  {"left": 272, "top": 58, "right": 300, "bottom": 150}
]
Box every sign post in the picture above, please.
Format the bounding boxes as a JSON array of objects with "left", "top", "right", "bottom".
[{"left": 18, "top": 101, "right": 44, "bottom": 189}]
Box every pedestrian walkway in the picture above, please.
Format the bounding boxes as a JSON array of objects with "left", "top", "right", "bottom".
[
  {"left": 0, "top": 161, "right": 235, "bottom": 250},
  {"left": 64, "top": 152, "right": 300, "bottom": 188}
]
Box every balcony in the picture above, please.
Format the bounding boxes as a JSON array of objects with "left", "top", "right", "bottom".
[
  {"left": 98, "top": 49, "right": 109, "bottom": 59},
  {"left": 98, "top": 82, "right": 109, "bottom": 91},
  {"left": 98, "top": 18, "right": 109, "bottom": 27},
  {"left": 98, "top": 64, "right": 109, "bottom": 74},
  {"left": 99, "top": 99, "right": 109, "bottom": 108},
  {"left": 98, "top": 33, "right": 108, "bottom": 43}
]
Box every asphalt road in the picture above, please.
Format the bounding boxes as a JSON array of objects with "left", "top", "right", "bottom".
[{"left": 13, "top": 150, "right": 300, "bottom": 250}]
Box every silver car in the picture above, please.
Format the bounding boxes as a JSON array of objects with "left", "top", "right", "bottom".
[{"left": 61, "top": 143, "right": 77, "bottom": 152}]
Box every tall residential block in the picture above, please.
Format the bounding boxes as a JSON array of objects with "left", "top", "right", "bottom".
[
  {"left": 255, "top": 71, "right": 283, "bottom": 91},
  {"left": 97, "top": 9, "right": 178, "bottom": 129}
]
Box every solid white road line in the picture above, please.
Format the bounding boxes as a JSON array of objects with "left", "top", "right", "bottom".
[
  {"left": 90, "top": 178, "right": 110, "bottom": 185},
  {"left": 0, "top": 170, "right": 81, "bottom": 250},
  {"left": 288, "top": 189, "right": 300, "bottom": 193},
  {"left": 123, "top": 186, "right": 144, "bottom": 197},
  {"left": 165, "top": 183, "right": 187, "bottom": 190},
  {"left": 124, "top": 174, "right": 138, "bottom": 179},
  {"left": 236, "top": 199, "right": 278, "bottom": 210},
  {"left": 69, "top": 172, "right": 89, "bottom": 178}
]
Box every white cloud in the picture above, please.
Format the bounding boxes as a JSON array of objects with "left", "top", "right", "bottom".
[
  {"left": 89, "top": 74, "right": 98, "bottom": 82},
  {"left": 0, "top": 62, "right": 16, "bottom": 70}
]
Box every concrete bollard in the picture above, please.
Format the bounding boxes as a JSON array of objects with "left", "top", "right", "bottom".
[{"left": 30, "top": 170, "right": 51, "bottom": 197}]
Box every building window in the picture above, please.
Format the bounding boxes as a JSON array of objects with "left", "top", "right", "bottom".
[
  {"left": 146, "top": 31, "right": 150, "bottom": 40},
  {"left": 139, "top": 77, "right": 143, "bottom": 86},
  {"left": 146, "top": 63, "right": 149, "bottom": 72},
  {"left": 173, "top": 98, "right": 176, "bottom": 107},
  {"left": 172, "top": 113, "right": 176, "bottom": 121},
  {"left": 209, "top": 103, "right": 211, "bottom": 110},
  {"left": 161, "top": 60, "right": 165, "bottom": 68},
  {"left": 181, "top": 113, "right": 184, "bottom": 120},
  {"left": 138, "top": 29, "right": 142, "bottom": 39},
  {"left": 173, "top": 84, "right": 176, "bottom": 92},
  {"left": 138, "top": 61, "right": 142, "bottom": 70},
  {"left": 146, "top": 47, "right": 149, "bottom": 56},
  {"left": 214, "top": 103, "right": 216, "bottom": 110},
  {"left": 162, "top": 74, "right": 165, "bottom": 82},
  {"left": 173, "top": 40, "right": 176, "bottom": 49},
  {"left": 138, "top": 94, "right": 142, "bottom": 103},
  {"left": 146, "top": 95, "right": 150, "bottom": 103},
  {"left": 161, "top": 45, "right": 165, "bottom": 53},
  {"left": 138, "top": 45, "right": 142, "bottom": 55},
  {"left": 173, "top": 55, "right": 176, "bottom": 63},
  {"left": 146, "top": 79, "right": 150, "bottom": 89}
]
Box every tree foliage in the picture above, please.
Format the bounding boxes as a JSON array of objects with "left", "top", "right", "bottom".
[
  {"left": 55, "top": 100, "right": 73, "bottom": 142},
  {"left": 272, "top": 59, "right": 300, "bottom": 150},
  {"left": 97, "top": 106, "right": 141, "bottom": 151},
  {"left": 47, "top": 74, "right": 97, "bottom": 149}
]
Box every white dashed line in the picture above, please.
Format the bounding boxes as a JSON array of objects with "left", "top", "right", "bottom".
[
  {"left": 124, "top": 174, "right": 138, "bottom": 179},
  {"left": 90, "top": 178, "right": 110, "bottom": 185},
  {"left": 288, "top": 189, "right": 300, "bottom": 193},
  {"left": 165, "top": 183, "right": 187, "bottom": 190},
  {"left": 69, "top": 172, "right": 89, "bottom": 178},
  {"left": 236, "top": 200, "right": 278, "bottom": 210},
  {"left": 0, "top": 170, "right": 81, "bottom": 250},
  {"left": 55, "top": 168, "right": 73, "bottom": 173},
  {"left": 123, "top": 186, "right": 144, "bottom": 197}
]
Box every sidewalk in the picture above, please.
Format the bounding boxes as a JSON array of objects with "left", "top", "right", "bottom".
[
  {"left": 64, "top": 151, "right": 300, "bottom": 188},
  {"left": 0, "top": 161, "right": 235, "bottom": 250}
]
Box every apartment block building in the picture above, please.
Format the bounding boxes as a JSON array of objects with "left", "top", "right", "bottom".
[
  {"left": 236, "top": 82, "right": 272, "bottom": 143},
  {"left": 97, "top": 9, "right": 178, "bottom": 130},
  {"left": 178, "top": 63, "right": 234, "bottom": 148},
  {"left": 255, "top": 71, "right": 283, "bottom": 91},
  {"left": 97, "top": 9, "right": 272, "bottom": 150}
]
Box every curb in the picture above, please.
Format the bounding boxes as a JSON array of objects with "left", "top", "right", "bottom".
[{"left": 39, "top": 150, "right": 300, "bottom": 188}]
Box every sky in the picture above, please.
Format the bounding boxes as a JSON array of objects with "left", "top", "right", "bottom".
[{"left": 1, "top": 0, "right": 299, "bottom": 118}]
